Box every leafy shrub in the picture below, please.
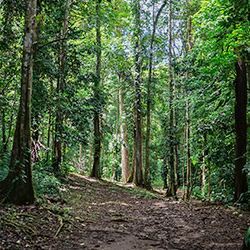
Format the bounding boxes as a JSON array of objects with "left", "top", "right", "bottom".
[
  {"left": 192, "top": 186, "right": 205, "bottom": 199},
  {"left": 33, "top": 160, "right": 62, "bottom": 198},
  {"left": 59, "top": 162, "right": 71, "bottom": 178},
  {"left": 210, "top": 186, "right": 234, "bottom": 204}
]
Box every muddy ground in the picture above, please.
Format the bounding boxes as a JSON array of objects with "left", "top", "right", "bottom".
[{"left": 0, "top": 173, "right": 249, "bottom": 249}]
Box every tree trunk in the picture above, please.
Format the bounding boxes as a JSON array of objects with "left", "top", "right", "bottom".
[
  {"left": 0, "top": 0, "right": 36, "bottom": 204},
  {"left": 119, "top": 88, "right": 130, "bottom": 183},
  {"left": 201, "top": 133, "right": 207, "bottom": 196},
  {"left": 208, "top": 162, "right": 211, "bottom": 200},
  {"left": 46, "top": 112, "right": 51, "bottom": 161},
  {"left": 111, "top": 93, "right": 119, "bottom": 181},
  {"left": 166, "top": 0, "right": 177, "bottom": 198},
  {"left": 53, "top": 1, "right": 69, "bottom": 173},
  {"left": 131, "top": 0, "right": 143, "bottom": 187},
  {"left": 89, "top": 125, "right": 93, "bottom": 174},
  {"left": 127, "top": 128, "right": 136, "bottom": 183},
  {"left": 145, "top": 0, "right": 167, "bottom": 190},
  {"left": 185, "top": 0, "right": 192, "bottom": 201},
  {"left": 234, "top": 55, "right": 248, "bottom": 201},
  {"left": 175, "top": 144, "right": 180, "bottom": 187},
  {"left": 91, "top": 0, "right": 102, "bottom": 178},
  {"left": 174, "top": 74, "right": 180, "bottom": 187},
  {"left": 182, "top": 126, "right": 186, "bottom": 200},
  {"left": 186, "top": 99, "right": 192, "bottom": 201}
]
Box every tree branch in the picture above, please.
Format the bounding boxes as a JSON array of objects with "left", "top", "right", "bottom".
[{"left": 36, "top": 36, "right": 68, "bottom": 52}]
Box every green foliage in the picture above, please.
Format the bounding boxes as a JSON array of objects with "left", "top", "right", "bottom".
[
  {"left": 33, "top": 160, "right": 63, "bottom": 198},
  {"left": 192, "top": 186, "right": 205, "bottom": 200},
  {"left": 0, "top": 152, "right": 10, "bottom": 181},
  {"left": 152, "top": 178, "right": 164, "bottom": 189},
  {"left": 245, "top": 227, "right": 250, "bottom": 248},
  {"left": 210, "top": 186, "right": 234, "bottom": 204}
]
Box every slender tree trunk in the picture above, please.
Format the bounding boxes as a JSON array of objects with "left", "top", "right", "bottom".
[
  {"left": 46, "top": 112, "right": 51, "bottom": 161},
  {"left": 175, "top": 145, "right": 180, "bottom": 187},
  {"left": 182, "top": 126, "right": 186, "bottom": 200},
  {"left": 185, "top": 0, "right": 192, "bottom": 201},
  {"left": 131, "top": 0, "right": 143, "bottom": 186},
  {"left": 127, "top": 128, "right": 136, "bottom": 183},
  {"left": 111, "top": 93, "right": 119, "bottom": 181},
  {"left": 91, "top": 0, "right": 102, "bottom": 178},
  {"left": 162, "top": 122, "right": 168, "bottom": 189},
  {"left": 186, "top": 99, "right": 192, "bottom": 201},
  {"left": 145, "top": 0, "right": 167, "bottom": 190},
  {"left": 119, "top": 88, "right": 130, "bottom": 183},
  {"left": 174, "top": 78, "right": 180, "bottom": 187},
  {"left": 201, "top": 133, "right": 207, "bottom": 196},
  {"left": 234, "top": 55, "right": 248, "bottom": 201},
  {"left": 208, "top": 162, "right": 211, "bottom": 200},
  {"left": 53, "top": 1, "right": 69, "bottom": 173},
  {"left": 166, "top": 0, "right": 177, "bottom": 198},
  {"left": 0, "top": 0, "right": 36, "bottom": 204}
]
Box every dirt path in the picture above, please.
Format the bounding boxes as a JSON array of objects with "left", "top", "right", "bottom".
[{"left": 0, "top": 173, "right": 249, "bottom": 249}]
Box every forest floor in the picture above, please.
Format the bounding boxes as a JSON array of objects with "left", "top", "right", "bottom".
[{"left": 0, "top": 173, "right": 250, "bottom": 250}]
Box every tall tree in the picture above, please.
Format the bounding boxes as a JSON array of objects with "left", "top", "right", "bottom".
[
  {"left": 131, "top": 0, "right": 143, "bottom": 186},
  {"left": 91, "top": 0, "right": 102, "bottom": 178},
  {"left": 119, "top": 86, "right": 130, "bottom": 182},
  {"left": 145, "top": 0, "right": 167, "bottom": 190},
  {"left": 0, "top": 0, "right": 36, "bottom": 204},
  {"left": 185, "top": 0, "right": 192, "bottom": 201},
  {"left": 166, "top": 0, "right": 177, "bottom": 198},
  {"left": 232, "top": 0, "right": 249, "bottom": 201},
  {"left": 53, "top": 0, "right": 69, "bottom": 173},
  {"left": 234, "top": 54, "right": 248, "bottom": 200}
]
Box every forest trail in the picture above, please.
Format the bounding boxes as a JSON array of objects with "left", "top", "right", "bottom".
[{"left": 0, "top": 173, "right": 249, "bottom": 250}]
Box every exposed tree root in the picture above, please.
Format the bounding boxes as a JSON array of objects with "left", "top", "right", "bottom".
[
  {"left": 1, "top": 218, "right": 36, "bottom": 235},
  {"left": 55, "top": 215, "right": 64, "bottom": 237}
]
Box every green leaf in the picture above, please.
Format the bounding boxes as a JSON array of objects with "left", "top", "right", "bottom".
[{"left": 245, "top": 227, "right": 250, "bottom": 247}]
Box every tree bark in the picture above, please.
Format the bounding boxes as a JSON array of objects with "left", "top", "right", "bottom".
[
  {"left": 185, "top": 0, "right": 192, "bottom": 201},
  {"left": 0, "top": 0, "right": 36, "bottom": 204},
  {"left": 53, "top": 1, "right": 69, "bottom": 173},
  {"left": 234, "top": 55, "right": 248, "bottom": 201},
  {"left": 119, "top": 88, "right": 130, "bottom": 183},
  {"left": 132, "top": 0, "right": 143, "bottom": 187},
  {"left": 91, "top": 0, "right": 102, "bottom": 178},
  {"left": 186, "top": 99, "right": 192, "bottom": 201},
  {"left": 46, "top": 111, "right": 51, "bottom": 161},
  {"left": 166, "top": 0, "right": 177, "bottom": 198},
  {"left": 127, "top": 128, "right": 136, "bottom": 183},
  {"left": 182, "top": 126, "right": 186, "bottom": 200},
  {"left": 174, "top": 71, "right": 180, "bottom": 188}
]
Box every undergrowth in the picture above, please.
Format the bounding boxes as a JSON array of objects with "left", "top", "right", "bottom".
[{"left": 33, "top": 160, "right": 70, "bottom": 200}]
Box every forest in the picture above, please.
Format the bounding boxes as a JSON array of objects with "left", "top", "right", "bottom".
[{"left": 0, "top": 0, "right": 250, "bottom": 249}]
